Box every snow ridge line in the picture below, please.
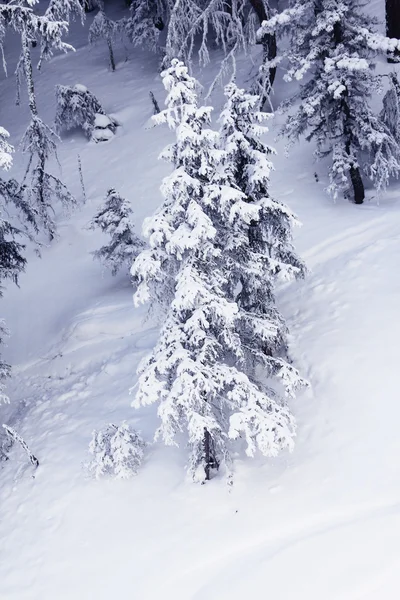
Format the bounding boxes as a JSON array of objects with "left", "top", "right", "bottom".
[{"left": 303, "top": 213, "right": 397, "bottom": 268}]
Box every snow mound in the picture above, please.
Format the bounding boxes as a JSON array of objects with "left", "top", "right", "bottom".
[
  {"left": 73, "top": 83, "right": 88, "bottom": 93},
  {"left": 94, "top": 113, "right": 112, "bottom": 128},
  {"left": 92, "top": 127, "right": 114, "bottom": 142}
]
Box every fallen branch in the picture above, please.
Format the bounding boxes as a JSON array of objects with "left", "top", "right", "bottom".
[
  {"left": 149, "top": 91, "right": 160, "bottom": 115},
  {"left": 2, "top": 424, "right": 39, "bottom": 468}
]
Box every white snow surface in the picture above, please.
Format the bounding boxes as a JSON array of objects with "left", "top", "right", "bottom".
[{"left": 2, "top": 2, "right": 400, "bottom": 599}]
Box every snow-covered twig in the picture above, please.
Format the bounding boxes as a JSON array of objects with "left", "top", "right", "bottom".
[{"left": 2, "top": 424, "right": 39, "bottom": 468}]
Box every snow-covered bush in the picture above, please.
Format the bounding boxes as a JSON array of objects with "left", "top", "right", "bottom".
[
  {"left": 88, "top": 422, "right": 145, "bottom": 479},
  {"left": 90, "top": 188, "right": 144, "bottom": 275},
  {"left": 55, "top": 83, "right": 117, "bottom": 142}
]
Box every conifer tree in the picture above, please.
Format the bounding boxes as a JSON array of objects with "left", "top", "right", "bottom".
[
  {"left": 89, "top": 0, "right": 121, "bottom": 71},
  {"left": 217, "top": 81, "right": 306, "bottom": 453},
  {"left": 132, "top": 60, "right": 305, "bottom": 482},
  {"left": 18, "top": 26, "right": 75, "bottom": 240},
  {"left": 260, "top": 0, "right": 400, "bottom": 204},
  {"left": 90, "top": 188, "right": 144, "bottom": 275},
  {"left": 55, "top": 83, "right": 107, "bottom": 139},
  {"left": 125, "top": 0, "right": 164, "bottom": 53}
]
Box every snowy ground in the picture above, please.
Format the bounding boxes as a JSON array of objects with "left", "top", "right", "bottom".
[{"left": 2, "top": 2, "right": 400, "bottom": 599}]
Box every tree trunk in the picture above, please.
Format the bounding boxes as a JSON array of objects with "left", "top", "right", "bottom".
[
  {"left": 248, "top": 0, "right": 277, "bottom": 105},
  {"left": 349, "top": 164, "right": 365, "bottom": 205},
  {"left": 203, "top": 428, "right": 218, "bottom": 481},
  {"left": 21, "top": 31, "right": 38, "bottom": 117},
  {"left": 386, "top": 0, "right": 400, "bottom": 63},
  {"left": 107, "top": 35, "right": 116, "bottom": 71},
  {"left": 22, "top": 30, "right": 55, "bottom": 237},
  {"left": 98, "top": 2, "right": 116, "bottom": 71},
  {"left": 334, "top": 22, "right": 365, "bottom": 204}
]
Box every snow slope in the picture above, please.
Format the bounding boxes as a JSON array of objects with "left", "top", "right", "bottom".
[{"left": 2, "top": 2, "right": 400, "bottom": 598}]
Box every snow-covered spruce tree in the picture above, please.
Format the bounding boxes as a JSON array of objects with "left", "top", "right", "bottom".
[
  {"left": 88, "top": 422, "right": 145, "bottom": 479},
  {"left": 89, "top": 0, "right": 122, "bottom": 71},
  {"left": 132, "top": 60, "right": 305, "bottom": 482},
  {"left": 55, "top": 83, "right": 106, "bottom": 137},
  {"left": 9, "top": 2, "right": 74, "bottom": 71},
  {"left": 44, "top": 0, "right": 84, "bottom": 24},
  {"left": 125, "top": 0, "right": 164, "bottom": 53},
  {"left": 90, "top": 188, "right": 144, "bottom": 275},
  {"left": 260, "top": 0, "right": 400, "bottom": 204},
  {"left": 217, "top": 81, "right": 306, "bottom": 448},
  {"left": 18, "top": 28, "right": 75, "bottom": 240}
]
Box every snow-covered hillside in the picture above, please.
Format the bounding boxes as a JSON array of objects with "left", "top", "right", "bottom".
[{"left": 2, "top": 1, "right": 400, "bottom": 598}]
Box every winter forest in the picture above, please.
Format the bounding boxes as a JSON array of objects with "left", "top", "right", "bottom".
[{"left": 1, "top": 0, "right": 400, "bottom": 598}]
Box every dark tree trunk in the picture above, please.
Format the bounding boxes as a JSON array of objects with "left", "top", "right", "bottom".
[
  {"left": 344, "top": 136, "right": 365, "bottom": 204},
  {"left": 386, "top": 0, "right": 400, "bottom": 63},
  {"left": 334, "top": 21, "right": 365, "bottom": 204},
  {"left": 203, "top": 428, "right": 218, "bottom": 481},
  {"left": 248, "top": 0, "right": 277, "bottom": 105},
  {"left": 342, "top": 122, "right": 365, "bottom": 205},
  {"left": 107, "top": 35, "right": 116, "bottom": 71},
  {"left": 349, "top": 164, "right": 365, "bottom": 205}
]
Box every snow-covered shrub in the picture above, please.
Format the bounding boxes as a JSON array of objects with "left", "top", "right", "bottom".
[
  {"left": 88, "top": 422, "right": 145, "bottom": 479},
  {"left": 90, "top": 188, "right": 144, "bottom": 275},
  {"left": 125, "top": 0, "right": 164, "bottom": 53},
  {"left": 55, "top": 83, "right": 117, "bottom": 142}
]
